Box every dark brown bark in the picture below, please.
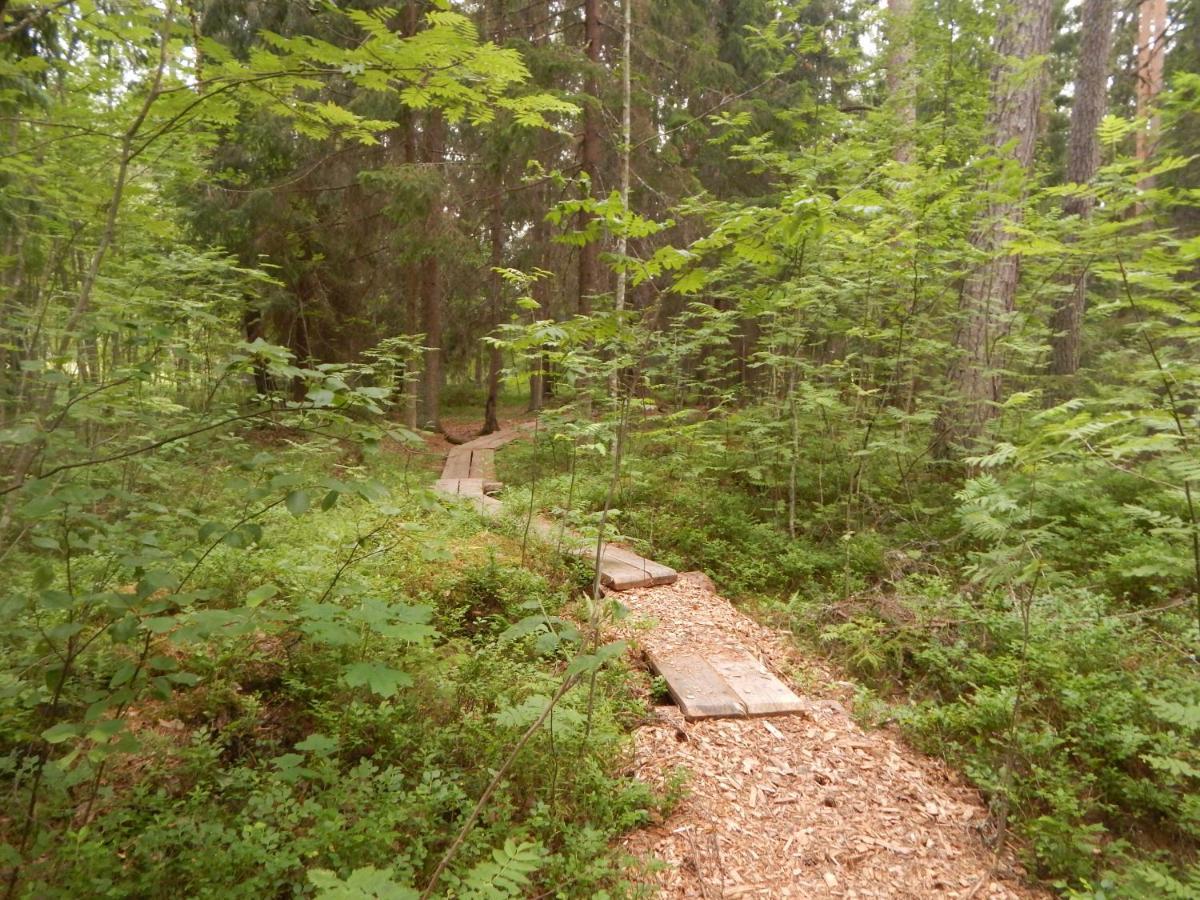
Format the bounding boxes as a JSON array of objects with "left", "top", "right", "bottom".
[
  {"left": 577, "top": 0, "right": 601, "bottom": 316},
  {"left": 937, "top": 0, "right": 1054, "bottom": 451},
  {"left": 1048, "top": 0, "right": 1113, "bottom": 376}
]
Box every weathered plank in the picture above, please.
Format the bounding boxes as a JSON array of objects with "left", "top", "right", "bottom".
[
  {"left": 600, "top": 545, "right": 676, "bottom": 584},
  {"left": 436, "top": 427, "right": 678, "bottom": 592},
  {"left": 707, "top": 652, "right": 807, "bottom": 717},
  {"left": 467, "top": 448, "right": 494, "bottom": 479},
  {"left": 563, "top": 541, "right": 677, "bottom": 589},
  {"left": 442, "top": 450, "right": 472, "bottom": 479},
  {"left": 647, "top": 651, "right": 746, "bottom": 719}
]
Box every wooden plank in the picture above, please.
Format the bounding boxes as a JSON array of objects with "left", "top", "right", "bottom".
[
  {"left": 471, "top": 494, "right": 504, "bottom": 517},
  {"left": 442, "top": 450, "right": 472, "bottom": 479},
  {"left": 434, "top": 479, "right": 461, "bottom": 495},
  {"left": 564, "top": 542, "right": 676, "bottom": 589},
  {"left": 468, "top": 448, "right": 495, "bottom": 479},
  {"left": 598, "top": 558, "right": 665, "bottom": 590},
  {"left": 647, "top": 651, "right": 746, "bottom": 720},
  {"left": 707, "top": 652, "right": 806, "bottom": 717},
  {"left": 434, "top": 478, "right": 485, "bottom": 498},
  {"left": 455, "top": 478, "right": 485, "bottom": 497},
  {"left": 600, "top": 545, "right": 676, "bottom": 584}
]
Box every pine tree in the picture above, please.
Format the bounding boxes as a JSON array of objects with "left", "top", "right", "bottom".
[{"left": 937, "top": 0, "right": 1055, "bottom": 451}]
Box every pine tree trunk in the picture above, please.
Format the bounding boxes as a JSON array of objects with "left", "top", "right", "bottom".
[
  {"left": 1048, "top": 0, "right": 1113, "bottom": 377},
  {"left": 420, "top": 110, "right": 444, "bottom": 430},
  {"left": 1136, "top": 0, "right": 1167, "bottom": 172},
  {"left": 577, "top": 0, "right": 601, "bottom": 316},
  {"left": 886, "top": 0, "right": 915, "bottom": 164},
  {"left": 937, "top": 0, "right": 1053, "bottom": 452},
  {"left": 483, "top": 190, "right": 504, "bottom": 434},
  {"left": 401, "top": 0, "right": 420, "bottom": 429},
  {"left": 529, "top": 204, "right": 549, "bottom": 413}
]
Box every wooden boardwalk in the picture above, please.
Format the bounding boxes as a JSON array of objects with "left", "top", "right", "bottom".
[{"left": 434, "top": 426, "right": 803, "bottom": 720}]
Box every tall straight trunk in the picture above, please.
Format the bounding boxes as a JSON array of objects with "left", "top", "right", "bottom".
[
  {"left": 420, "top": 110, "right": 444, "bottom": 429},
  {"left": 529, "top": 187, "right": 550, "bottom": 412},
  {"left": 577, "top": 0, "right": 601, "bottom": 316},
  {"left": 401, "top": 0, "right": 419, "bottom": 429},
  {"left": 613, "top": 0, "right": 631, "bottom": 316},
  {"left": 937, "top": 0, "right": 1054, "bottom": 452},
  {"left": 1049, "top": 0, "right": 1113, "bottom": 376},
  {"left": 483, "top": 189, "right": 504, "bottom": 434},
  {"left": 1136, "top": 0, "right": 1167, "bottom": 170},
  {"left": 886, "top": 0, "right": 915, "bottom": 164}
]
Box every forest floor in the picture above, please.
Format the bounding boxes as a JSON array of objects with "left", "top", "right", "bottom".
[{"left": 430, "top": 411, "right": 1044, "bottom": 898}]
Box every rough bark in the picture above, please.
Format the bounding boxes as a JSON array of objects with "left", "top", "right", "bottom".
[
  {"left": 1136, "top": 0, "right": 1167, "bottom": 172},
  {"left": 577, "top": 0, "right": 601, "bottom": 316},
  {"left": 483, "top": 190, "right": 504, "bottom": 434},
  {"left": 1048, "top": 0, "right": 1113, "bottom": 376},
  {"left": 420, "top": 110, "right": 444, "bottom": 429},
  {"left": 401, "top": 0, "right": 419, "bottom": 429},
  {"left": 529, "top": 208, "right": 549, "bottom": 413},
  {"left": 886, "top": 0, "right": 915, "bottom": 164},
  {"left": 937, "top": 0, "right": 1054, "bottom": 452}
]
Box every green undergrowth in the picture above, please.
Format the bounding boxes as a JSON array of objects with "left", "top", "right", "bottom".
[
  {"left": 1, "top": 426, "right": 664, "bottom": 898},
  {"left": 497, "top": 408, "right": 1200, "bottom": 898}
]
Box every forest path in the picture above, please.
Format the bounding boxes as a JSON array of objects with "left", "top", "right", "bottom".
[
  {"left": 613, "top": 575, "right": 1044, "bottom": 899},
  {"left": 434, "top": 426, "right": 676, "bottom": 590},
  {"left": 435, "top": 428, "right": 1043, "bottom": 898}
]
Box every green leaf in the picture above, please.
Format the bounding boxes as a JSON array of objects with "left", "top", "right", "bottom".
[
  {"left": 308, "top": 866, "right": 417, "bottom": 899},
  {"left": 296, "top": 733, "right": 338, "bottom": 756},
  {"left": 342, "top": 662, "right": 412, "bottom": 698},
  {"left": 286, "top": 489, "right": 310, "bottom": 516},
  {"left": 42, "top": 723, "right": 77, "bottom": 744},
  {"left": 246, "top": 583, "right": 279, "bottom": 608}
]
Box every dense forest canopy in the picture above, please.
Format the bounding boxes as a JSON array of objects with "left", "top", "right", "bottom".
[{"left": 2, "top": 0, "right": 1200, "bottom": 896}]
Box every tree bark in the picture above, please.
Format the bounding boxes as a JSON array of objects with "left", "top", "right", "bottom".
[
  {"left": 483, "top": 188, "right": 504, "bottom": 434},
  {"left": 577, "top": 0, "right": 601, "bottom": 316},
  {"left": 1048, "top": 0, "right": 1113, "bottom": 376},
  {"left": 886, "top": 0, "right": 915, "bottom": 164},
  {"left": 420, "top": 110, "right": 444, "bottom": 429},
  {"left": 937, "top": 0, "right": 1054, "bottom": 452},
  {"left": 1136, "top": 0, "right": 1167, "bottom": 172}
]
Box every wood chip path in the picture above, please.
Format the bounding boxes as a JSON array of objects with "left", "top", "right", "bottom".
[
  {"left": 434, "top": 426, "right": 1044, "bottom": 897},
  {"left": 613, "top": 573, "right": 1045, "bottom": 899}
]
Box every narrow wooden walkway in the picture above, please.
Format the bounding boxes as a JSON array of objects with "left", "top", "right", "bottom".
[
  {"left": 434, "top": 426, "right": 804, "bottom": 720},
  {"left": 434, "top": 428, "right": 677, "bottom": 590}
]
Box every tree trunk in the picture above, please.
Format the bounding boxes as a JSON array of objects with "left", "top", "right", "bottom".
[
  {"left": 1048, "top": 0, "right": 1113, "bottom": 377},
  {"left": 886, "top": 0, "right": 915, "bottom": 164},
  {"left": 401, "top": 0, "right": 420, "bottom": 429},
  {"left": 577, "top": 0, "right": 601, "bottom": 316},
  {"left": 420, "top": 110, "right": 444, "bottom": 430},
  {"left": 1136, "top": 0, "right": 1167, "bottom": 173},
  {"left": 937, "top": 0, "right": 1054, "bottom": 452},
  {"left": 483, "top": 189, "right": 504, "bottom": 434}
]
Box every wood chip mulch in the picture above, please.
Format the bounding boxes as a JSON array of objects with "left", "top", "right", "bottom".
[{"left": 610, "top": 573, "right": 1047, "bottom": 899}]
